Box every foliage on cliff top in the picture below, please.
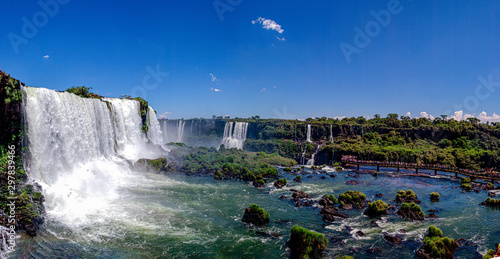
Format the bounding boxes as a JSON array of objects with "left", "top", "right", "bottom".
[
  {"left": 169, "top": 145, "right": 296, "bottom": 179},
  {"left": 65, "top": 86, "right": 93, "bottom": 98}
]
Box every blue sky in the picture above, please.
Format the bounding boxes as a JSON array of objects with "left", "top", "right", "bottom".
[{"left": 1, "top": 0, "right": 500, "bottom": 121}]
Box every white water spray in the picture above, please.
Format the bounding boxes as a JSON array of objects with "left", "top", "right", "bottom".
[
  {"left": 221, "top": 122, "right": 248, "bottom": 149},
  {"left": 306, "top": 125, "right": 312, "bottom": 142}
]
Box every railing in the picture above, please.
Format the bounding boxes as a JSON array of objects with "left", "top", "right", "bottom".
[{"left": 341, "top": 157, "right": 500, "bottom": 182}]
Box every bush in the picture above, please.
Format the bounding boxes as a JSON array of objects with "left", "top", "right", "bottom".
[
  {"left": 339, "top": 190, "right": 366, "bottom": 208},
  {"left": 283, "top": 167, "right": 292, "bottom": 172},
  {"left": 289, "top": 225, "right": 328, "bottom": 259},
  {"left": 364, "top": 199, "right": 389, "bottom": 216},
  {"left": 461, "top": 183, "right": 472, "bottom": 191},
  {"left": 461, "top": 177, "right": 471, "bottom": 184},
  {"left": 483, "top": 249, "right": 496, "bottom": 259},
  {"left": 430, "top": 192, "right": 440, "bottom": 201},
  {"left": 324, "top": 194, "right": 338, "bottom": 204},
  {"left": 420, "top": 225, "right": 457, "bottom": 259},
  {"left": 428, "top": 225, "right": 443, "bottom": 238},
  {"left": 249, "top": 204, "right": 269, "bottom": 220},
  {"left": 65, "top": 86, "right": 92, "bottom": 97}
]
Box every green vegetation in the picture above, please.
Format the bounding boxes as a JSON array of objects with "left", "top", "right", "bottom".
[
  {"left": 249, "top": 204, "right": 269, "bottom": 220},
  {"left": 461, "top": 183, "right": 472, "bottom": 192},
  {"left": 461, "top": 177, "right": 472, "bottom": 184},
  {"left": 419, "top": 225, "right": 457, "bottom": 259},
  {"left": 482, "top": 197, "right": 500, "bottom": 207},
  {"left": 340, "top": 256, "right": 354, "bottom": 259},
  {"left": 274, "top": 178, "right": 287, "bottom": 188},
  {"left": 147, "top": 158, "right": 168, "bottom": 172},
  {"left": 283, "top": 167, "right": 292, "bottom": 172},
  {"left": 483, "top": 249, "right": 496, "bottom": 259},
  {"left": 399, "top": 202, "right": 425, "bottom": 220},
  {"left": 65, "top": 86, "right": 93, "bottom": 98},
  {"left": 339, "top": 190, "right": 366, "bottom": 208},
  {"left": 430, "top": 192, "right": 440, "bottom": 201},
  {"left": 396, "top": 189, "right": 419, "bottom": 203},
  {"left": 364, "top": 199, "right": 389, "bottom": 216},
  {"left": 289, "top": 225, "right": 328, "bottom": 259},
  {"left": 173, "top": 146, "right": 296, "bottom": 180}
]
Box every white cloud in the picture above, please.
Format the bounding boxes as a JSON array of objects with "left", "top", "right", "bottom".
[
  {"left": 448, "top": 110, "right": 500, "bottom": 123},
  {"left": 419, "top": 112, "right": 435, "bottom": 120},
  {"left": 209, "top": 73, "right": 218, "bottom": 82},
  {"left": 260, "top": 88, "right": 267, "bottom": 92},
  {"left": 210, "top": 87, "right": 221, "bottom": 92},
  {"left": 273, "top": 85, "right": 277, "bottom": 88},
  {"left": 477, "top": 111, "right": 500, "bottom": 122},
  {"left": 275, "top": 36, "right": 286, "bottom": 41},
  {"left": 405, "top": 112, "right": 411, "bottom": 118},
  {"left": 159, "top": 112, "right": 171, "bottom": 118},
  {"left": 43, "top": 55, "right": 49, "bottom": 59},
  {"left": 333, "top": 116, "right": 347, "bottom": 120},
  {"left": 252, "top": 17, "right": 284, "bottom": 33}
]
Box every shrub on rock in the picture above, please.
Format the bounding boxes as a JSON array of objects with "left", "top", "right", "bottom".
[
  {"left": 274, "top": 178, "right": 287, "bottom": 188},
  {"left": 242, "top": 204, "right": 270, "bottom": 226},
  {"left": 396, "top": 189, "right": 421, "bottom": 203},
  {"left": 416, "top": 225, "right": 457, "bottom": 259},
  {"left": 430, "top": 192, "right": 440, "bottom": 202},
  {"left": 364, "top": 200, "right": 389, "bottom": 217},
  {"left": 461, "top": 183, "right": 472, "bottom": 192},
  {"left": 397, "top": 202, "right": 425, "bottom": 220},
  {"left": 319, "top": 194, "right": 338, "bottom": 206},
  {"left": 339, "top": 190, "right": 366, "bottom": 209},
  {"left": 289, "top": 225, "right": 328, "bottom": 259},
  {"left": 481, "top": 197, "right": 500, "bottom": 207}
]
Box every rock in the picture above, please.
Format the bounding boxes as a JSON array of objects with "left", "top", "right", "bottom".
[
  {"left": 320, "top": 175, "right": 326, "bottom": 179},
  {"left": 330, "top": 237, "right": 345, "bottom": 246},
  {"left": 426, "top": 213, "right": 438, "bottom": 218},
  {"left": 366, "top": 247, "right": 381, "bottom": 253},
  {"left": 320, "top": 206, "right": 349, "bottom": 219},
  {"left": 349, "top": 247, "right": 361, "bottom": 253},
  {"left": 323, "top": 214, "right": 335, "bottom": 222},
  {"left": 271, "top": 232, "right": 281, "bottom": 238},
  {"left": 253, "top": 180, "right": 265, "bottom": 188},
  {"left": 346, "top": 180, "right": 360, "bottom": 185},
  {"left": 375, "top": 193, "right": 383, "bottom": 198},
  {"left": 356, "top": 230, "right": 365, "bottom": 237},
  {"left": 363, "top": 200, "right": 389, "bottom": 217},
  {"left": 307, "top": 175, "right": 313, "bottom": 178},
  {"left": 474, "top": 188, "right": 480, "bottom": 193},
  {"left": 279, "top": 195, "right": 287, "bottom": 199},
  {"left": 293, "top": 175, "right": 302, "bottom": 183},
  {"left": 242, "top": 204, "right": 270, "bottom": 226},
  {"left": 329, "top": 173, "right": 337, "bottom": 178},
  {"left": 341, "top": 204, "right": 353, "bottom": 210},
  {"left": 397, "top": 203, "right": 425, "bottom": 221},
  {"left": 427, "top": 209, "right": 439, "bottom": 212},
  {"left": 292, "top": 190, "right": 311, "bottom": 199},
  {"left": 488, "top": 192, "right": 496, "bottom": 197},
  {"left": 384, "top": 234, "right": 402, "bottom": 244},
  {"left": 370, "top": 221, "right": 380, "bottom": 227},
  {"left": 395, "top": 190, "right": 421, "bottom": 204}
]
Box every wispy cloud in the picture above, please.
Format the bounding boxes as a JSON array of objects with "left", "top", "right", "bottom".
[
  {"left": 43, "top": 55, "right": 50, "bottom": 60},
  {"left": 210, "top": 87, "right": 221, "bottom": 92},
  {"left": 273, "top": 85, "right": 277, "bottom": 88},
  {"left": 275, "top": 36, "right": 286, "bottom": 41},
  {"left": 252, "top": 17, "right": 284, "bottom": 33},
  {"left": 209, "top": 73, "right": 218, "bottom": 82},
  {"left": 159, "top": 112, "right": 172, "bottom": 118},
  {"left": 260, "top": 88, "right": 267, "bottom": 92}
]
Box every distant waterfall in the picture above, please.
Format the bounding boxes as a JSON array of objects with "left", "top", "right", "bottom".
[
  {"left": 221, "top": 122, "right": 248, "bottom": 149},
  {"left": 306, "top": 125, "right": 312, "bottom": 142},
  {"left": 329, "top": 124, "right": 334, "bottom": 142},
  {"left": 23, "top": 86, "right": 165, "bottom": 226},
  {"left": 176, "top": 120, "right": 185, "bottom": 143},
  {"left": 307, "top": 145, "right": 322, "bottom": 166}
]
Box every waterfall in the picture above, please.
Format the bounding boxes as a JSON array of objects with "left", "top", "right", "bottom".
[
  {"left": 329, "top": 125, "right": 332, "bottom": 140},
  {"left": 307, "top": 145, "right": 322, "bottom": 166},
  {"left": 220, "top": 122, "right": 248, "bottom": 149},
  {"left": 306, "top": 125, "right": 312, "bottom": 142},
  {"left": 23, "top": 87, "right": 165, "bottom": 226},
  {"left": 176, "top": 120, "right": 185, "bottom": 143}
]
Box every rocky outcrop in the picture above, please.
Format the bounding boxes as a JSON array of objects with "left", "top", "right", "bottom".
[
  {"left": 291, "top": 190, "right": 313, "bottom": 207},
  {"left": 397, "top": 202, "right": 425, "bottom": 221},
  {"left": 395, "top": 190, "right": 421, "bottom": 203},
  {"left": 242, "top": 204, "right": 270, "bottom": 226},
  {"left": 339, "top": 191, "right": 366, "bottom": 209},
  {"left": 289, "top": 225, "right": 328, "bottom": 259},
  {"left": 416, "top": 225, "right": 457, "bottom": 259},
  {"left": 320, "top": 206, "right": 349, "bottom": 222},
  {"left": 363, "top": 200, "right": 389, "bottom": 217}
]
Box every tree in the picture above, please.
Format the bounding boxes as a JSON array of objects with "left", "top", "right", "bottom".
[
  {"left": 467, "top": 117, "right": 480, "bottom": 124},
  {"left": 387, "top": 113, "right": 398, "bottom": 119},
  {"left": 374, "top": 114, "right": 381, "bottom": 119},
  {"left": 66, "top": 86, "right": 92, "bottom": 98}
]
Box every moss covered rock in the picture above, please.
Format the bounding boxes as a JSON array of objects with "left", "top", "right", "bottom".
[
  {"left": 242, "top": 204, "right": 270, "bottom": 226},
  {"left": 416, "top": 225, "right": 457, "bottom": 259},
  {"left": 481, "top": 197, "right": 500, "bottom": 207},
  {"left": 274, "top": 178, "right": 287, "bottom": 188},
  {"left": 289, "top": 225, "right": 328, "bottom": 259},
  {"left": 396, "top": 189, "right": 421, "bottom": 203},
  {"left": 318, "top": 194, "right": 338, "bottom": 207},
  {"left": 363, "top": 199, "right": 389, "bottom": 217},
  {"left": 430, "top": 192, "right": 440, "bottom": 202},
  {"left": 339, "top": 190, "right": 366, "bottom": 209},
  {"left": 397, "top": 202, "right": 425, "bottom": 221}
]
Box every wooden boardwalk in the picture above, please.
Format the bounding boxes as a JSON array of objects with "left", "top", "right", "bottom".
[{"left": 341, "top": 157, "right": 500, "bottom": 183}]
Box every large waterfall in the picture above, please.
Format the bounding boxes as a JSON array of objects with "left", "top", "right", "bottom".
[
  {"left": 220, "top": 122, "right": 248, "bottom": 149},
  {"left": 176, "top": 120, "right": 185, "bottom": 143},
  {"left": 306, "top": 124, "right": 312, "bottom": 142},
  {"left": 23, "top": 87, "right": 165, "bottom": 227}
]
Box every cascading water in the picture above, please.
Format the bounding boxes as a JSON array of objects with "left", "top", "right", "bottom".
[
  {"left": 176, "top": 120, "right": 185, "bottom": 143},
  {"left": 220, "top": 122, "right": 248, "bottom": 149},
  {"left": 23, "top": 87, "right": 166, "bottom": 234},
  {"left": 329, "top": 124, "right": 333, "bottom": 142},
  {"left": 307, "top": 144, "right": 321, "bottom": 166},
  {"left": 306, "top": 125, "right": 312, "bottom": 142}
]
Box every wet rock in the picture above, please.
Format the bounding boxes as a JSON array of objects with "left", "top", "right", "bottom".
[
  {"left": 349, "top": 247, "right": 361, "bottom": 253},
  {"left": 329, "top": 173, "right": 337, "bottom": 178},
  {"left": 384, "top": 234, "right": 402, "bottom": 244},
  {"left": 473, "top": 188, "right": 480, "bottom": 193},
  {"left": 370, "top": 221, "right": 380, "bottom": 227},
  {"left": 307, "top": 175, "right": 313, "bottom": 178},
  {"left": 346, "top": 180, "right": 360, "bottom": 185},
  {"left": 242, "top": 205, "right": 269, "bottom": 226},
  {"left": 320, "top": 206, "right": 349, "bottom": 219},
  {"left": 488, "top": 192, "right": 496, "bottom": 197},
  {"left": 341, "top": 204, "right": 353, "bottom": 210},
  {"left": 292, "top": 190, "right": 311, "bottom": 200},
  {"left": 330, "top": 237, "right": 345, "bottom": 246},
  {"left": 277, "top": 219, "right": 291, "bottom": 224},
  {"left": 323, "top": 214, "right": 335, "bottom": 222},
  {"left": 375, "top": 193, "right": 383, "bottom": 198},
  {"left": 425, "top": 213, "right": 438, "bottom": 218},
  {"left": 427, "top": 209, "right": 439, "bottom": 212},
  {"left": 253, "top": 180, "right": 265, "bottom": 188},
  {"left": 320, "top": 175, "right": 326, "bottom": 179},
  {"left": 356, "top": 230, "right": 365, "bottom": 237},
  {"left": 279, "top": 195, "right": 287, "bottom": 199}
]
